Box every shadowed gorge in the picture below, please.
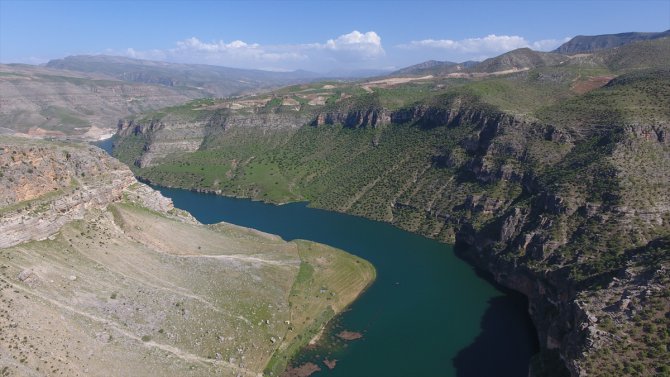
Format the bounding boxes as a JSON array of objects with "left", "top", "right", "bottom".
[{"left": 112, "top": 36, "right": 670, "bottom": 376}]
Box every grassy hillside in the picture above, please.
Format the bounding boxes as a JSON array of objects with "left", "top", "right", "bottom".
[{"left": 119, "top": 67, "right": 670, "bottom": 276}]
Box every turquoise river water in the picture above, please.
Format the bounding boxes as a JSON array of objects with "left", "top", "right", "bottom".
[
  {"left": 155, "top": 187, "right": 539, "bottom": 377},
  {"left": 96, "top": 138, "right": 538, "bottom": 376}
]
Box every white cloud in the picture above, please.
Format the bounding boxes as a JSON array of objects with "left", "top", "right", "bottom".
[
  {"left": 113, "top": 32, "right": 568, "bottom": 72},
  {"left": 324, "top": 30, "right": 385, "bottom": 59},
  {"left": 398, "top": 34, "right": 569, "bottom": 57},
  {"left": 176, "top": 37, "right": 260, "bottom": 52},
  {"left": 120, "top": 30, "right": 385, "bottom": 72},
  {"left": 168, "top": 37, "right": 306, "bottom": 65}
]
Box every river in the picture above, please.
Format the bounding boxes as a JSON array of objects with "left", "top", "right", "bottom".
[{"left": 97, "top": 138, "right": 538, "bottom": 376}]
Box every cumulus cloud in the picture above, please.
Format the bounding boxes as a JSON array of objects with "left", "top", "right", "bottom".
[
  {"left": 398, "top": 34, "right": 570, "bottom": 59},
  {"left": 324, "top": 30, "right": 385, "bottom": 59},
  {"left": 121, "top": 30, "right": 385, "bottom": 72},
  {"left": 166, "top": 37, "right": 306, "bottom": 66},
  {"left": 116, "top": 32, "right": 568, "bottom": 72},
  {"left": 176, "top": 37, "right": 259, "bottom": 52}
]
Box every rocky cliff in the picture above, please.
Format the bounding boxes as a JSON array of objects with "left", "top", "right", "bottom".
[
  {"left": 0, "top": 139, "right": 140, "bottom": 247},
  {"left": 116, "top": 102, "right": 669, "bottom": 376},
  {"left": 313, "top": 100, "right": 669, "bottom": 376},
  {"left": 111, "top": 42, "right": 670, "bottom": 375},
  {"left": 312, "top": 108, "right": 390, "bottom": 128}
]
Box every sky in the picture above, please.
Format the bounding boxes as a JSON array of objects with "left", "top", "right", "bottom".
[{"left": 1, "top": 0, "right": 669, "bottom": 72}]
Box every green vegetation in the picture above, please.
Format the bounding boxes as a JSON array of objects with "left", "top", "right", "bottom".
[
  {"left": 538, "top": 68, "right": 670, "bottom": 126},
  {"left": 264, "top": 241, "right": 375, "bottom": 376},
  {"left": 112, "top": 37, "right": 670, "bottom": 376},
  {"left": 577, "top": 240, "right": 670, "bottom": 377}
]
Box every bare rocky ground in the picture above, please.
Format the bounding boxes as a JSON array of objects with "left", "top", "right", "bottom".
[{"left": 0, "top": 137, "right": 374, "bottom": 376}]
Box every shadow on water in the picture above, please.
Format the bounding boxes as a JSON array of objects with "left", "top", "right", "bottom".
[{"left": 453, "top": 264, "right": 540, "bottom": 377}]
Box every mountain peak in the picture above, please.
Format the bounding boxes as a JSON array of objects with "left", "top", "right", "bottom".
[
  {"left": 554, "top": 29, "right": 670, "bottom": 54},
  {"left": 391, "top": 60, "right": 478, "bottom": 76}
]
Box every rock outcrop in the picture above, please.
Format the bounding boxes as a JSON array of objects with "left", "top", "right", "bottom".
[
  {"left": 311, "top": 108, "right": 390, "bottom": 128},
  {"left": 0, "top": 138, "right": 142, "bottom": 247},
  {"left": 454, "top": 120, "right": 670, "bottom": 376}
]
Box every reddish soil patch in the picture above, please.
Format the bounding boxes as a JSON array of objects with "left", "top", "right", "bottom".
[
  {"left": 571, "top": 75, "right": 615, "bottom": 94},
  {"left": 283, "top": 362, "right": 321, "bottom": 377},
  {"left": 323, "top": 358, "right": 338, "bottom": 370},
  {"left": 336, "top": 330, "right": 363, "bottom": 341}
]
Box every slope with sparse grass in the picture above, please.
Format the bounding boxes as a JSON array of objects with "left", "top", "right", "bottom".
[{"left": 0, "top": 137, "right": 374, "bottom": 377}]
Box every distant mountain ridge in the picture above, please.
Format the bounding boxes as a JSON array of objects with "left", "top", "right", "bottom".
[
  {"left": 393, "top": 33, "right": 670, "bottom": 77},
  {"left": 46, "top": 55, "right": 322, "bottom": 97},
  {"left": 468, "top": 47, "right": 568, "bottom": 73},
  {"left": 554, "top": 29, "right": 670, "bottom": 54},
  {"left": 391, "top": 60, "right": 479, "bottom": 76},
  {"left": 391, "top": 49, "right": 568, "bottom": 76},
  {"left": 0, "top": 63, "right": 206, "bottom": 139}
]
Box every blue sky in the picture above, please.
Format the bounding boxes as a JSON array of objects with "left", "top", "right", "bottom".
[{"left": 1, "top": 0, "right": 669, "bottom": 72}]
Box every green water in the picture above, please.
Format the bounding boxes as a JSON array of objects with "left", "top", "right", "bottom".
[{"left": 153, "top": 186, "right": 539, "bottom": 377}]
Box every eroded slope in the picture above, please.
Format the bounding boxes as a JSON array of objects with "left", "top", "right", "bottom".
[
  {"left": 0, "top": 64, "right": 206, "bottom": 140},
  {"left": 0, "top": 137, "right": 374, "bottom": 376}
]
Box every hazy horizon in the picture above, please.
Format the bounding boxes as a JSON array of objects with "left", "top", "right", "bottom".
[{"left": 1, "top": 0, "right": 669, "bottom": 73}]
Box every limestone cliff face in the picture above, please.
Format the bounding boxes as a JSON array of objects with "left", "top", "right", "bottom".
[
  {"left": 311, "top": 108, "right": 390, "bottom": 128},
  {"left": 311, "top": 103, "right": 568, "bottom": 188},
  {"left": 117, "top": 118, "right": 205, "bottom": 167},
  {"left": 0, "top": 137, "right": 173, "bottom": 248}
]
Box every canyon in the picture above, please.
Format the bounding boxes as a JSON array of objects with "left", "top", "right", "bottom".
[{"left": 111, "top": 37, "right": 670, "bottom": 376}]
